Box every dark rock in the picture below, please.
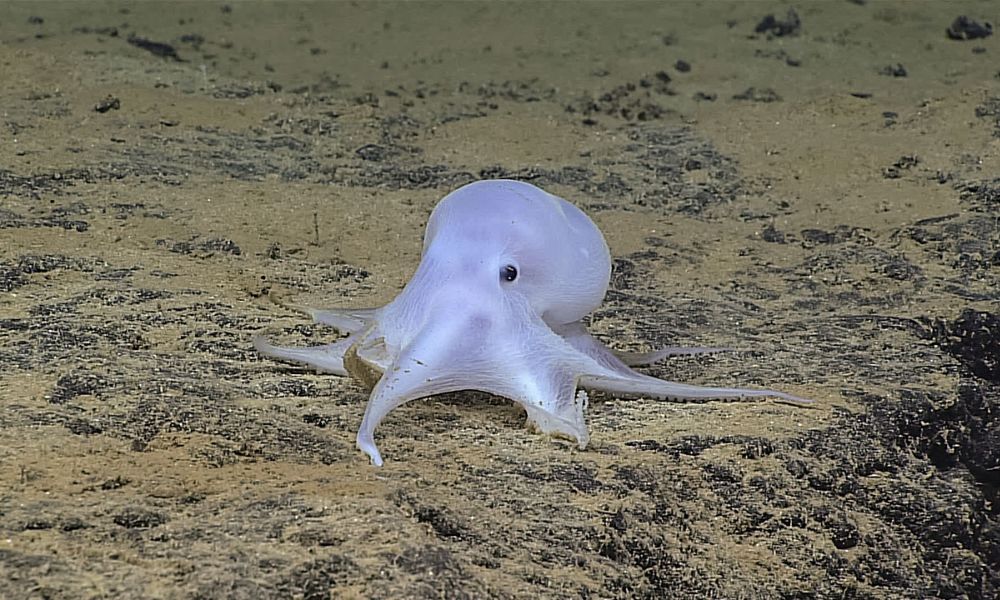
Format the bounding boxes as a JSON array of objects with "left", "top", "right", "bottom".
[
  {"left": 754, "top": 9, "right": 801, "bottom": 37},
  {"left": 732, "top": 87, "right": 781, "bottom": 102},
  {"left": 93, "top": 95, "right": 120, "bottom": 113},
  {"left": 879, "top": 63, "right": 908, "bottom": 77},
  {"left": 946, "top": 16, "right": 993, "bottom": 41},
  {"left": 127, "top": 34, "right": 184, "bottom": 61}
]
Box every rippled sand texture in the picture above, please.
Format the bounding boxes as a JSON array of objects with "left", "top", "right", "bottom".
[{"left": 1, "top": 2, "right": 997, "bottom": 598}]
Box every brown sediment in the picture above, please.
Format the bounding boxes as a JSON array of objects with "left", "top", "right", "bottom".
[{"left": 1, "top": 1, "right": 997, "bottom": 598}]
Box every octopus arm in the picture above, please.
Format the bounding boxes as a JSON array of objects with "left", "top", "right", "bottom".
[
  {"left": 252, "top": 333, "right": 357, "bottom": 376},
  {"left": 553, "top": 320, "right": 731, "bottom": 366},
  {"left": 252, "top": 305, "right": 381, "bottom": 376},
  {"left": 579, "top": 371, "right": 812, "bottom": 405},
  {"left": 553, "top": 321, "right": 811, "bottom": 404},
  {"left": 356, "top": 304, "right": 601, "bottom": 466},
  {"left": 295, "top": 306, "right": 379, "bottom": 333}
]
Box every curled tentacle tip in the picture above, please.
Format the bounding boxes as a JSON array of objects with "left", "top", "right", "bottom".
[
  {"left": 774, "top": 392, "right": 815, "bottom": 406},
  {"left": 357, "top": 436, "right": 384, "bottom": 467}
]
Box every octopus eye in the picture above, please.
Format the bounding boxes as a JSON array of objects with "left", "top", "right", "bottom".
[{"left": 500, "top": 264, "right": 518, "bottom": 282}]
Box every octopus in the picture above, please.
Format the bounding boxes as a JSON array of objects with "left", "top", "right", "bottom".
[{"left": 255, "top": 179, "right": 810, "bottom": 466}]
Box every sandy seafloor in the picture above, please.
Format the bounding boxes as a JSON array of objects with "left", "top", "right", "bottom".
[{"left": 1, "top": 1, "right": 998, "bottom": 598}]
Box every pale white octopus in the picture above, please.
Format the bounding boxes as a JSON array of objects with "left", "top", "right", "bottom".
[{"left": 256, "top": 179, "right": 809, "bottom": 466}]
